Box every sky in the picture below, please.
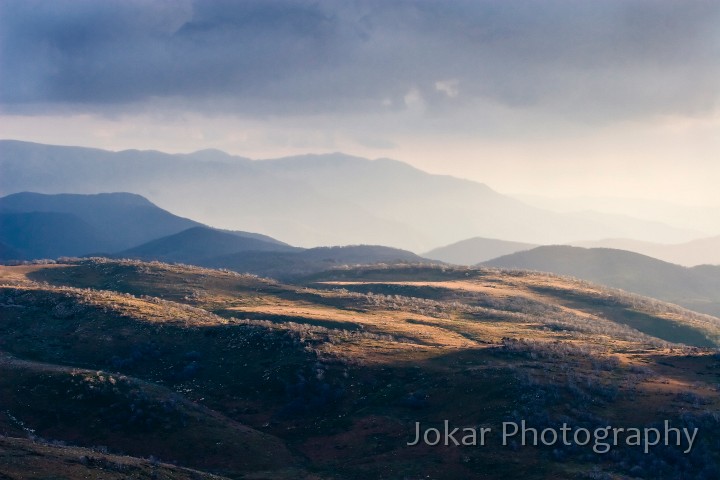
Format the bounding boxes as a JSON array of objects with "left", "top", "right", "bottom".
[{"left": 1, "top": 0, "right": 719, "bottom": 205}]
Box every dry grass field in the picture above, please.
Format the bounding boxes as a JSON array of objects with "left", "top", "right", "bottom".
[{"left": 1, "top": 259, "right": 719, "bottom": 479}]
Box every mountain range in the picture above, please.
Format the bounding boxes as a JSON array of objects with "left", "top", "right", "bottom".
[
  {"left": 4, "top": 188, "right": 720, "bottom": 317},
  {"left": 425, "top": 234, "right": 720, "bottom": 268},
  {"left": 0, "top": 192, "right": 430, "bottom": 278},
  {"left": 0, "top": 140, "right": 703, "bottom": 251}
]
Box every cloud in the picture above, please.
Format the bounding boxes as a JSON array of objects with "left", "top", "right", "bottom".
[
  {"left": 435, "top": 80, "right": 459, "bottom": 98},
  {"left": 1, "top": 0, "right": 719, "bottom": 124},
  {"left": 403, "top": 87, "right": 425, "bottom": 111}
]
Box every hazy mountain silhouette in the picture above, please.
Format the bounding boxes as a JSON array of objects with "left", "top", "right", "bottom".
[
  {"left": 0, "top": 212, "right": 106, "bottom": 260},
  {"left": 424, "top": 237, "right": 538, "bottom": 265},
  {"left": 0, "top": 141, "right": 425, "bottom": 250},
  {"left": 119, "top": 226, "right": 299, "bottom": 264},
  {"left": 0, "top": 240, "right": 22, "bottom": 260},
  {"left": 117, "top": 226, "right": 434, "bottom": 278},
  {"left": 572, "top": 236, "right": 720, "bottom": 267},
  {"left": 218, "top": 228, "right": 291, "bottom": 246},
  {"left": 0, "top": 192, "right": 201, "bottom": 254},
  {"left": 424, "top": 234, "right": 720, "bottom": 269},
  {"left": 515, "top": 194, "right": 720, "bottom": 236},
  {"left": 483, "top": 245, "right": 720, "bottom": 316},
  {"left": 0, "top": 140, "right": 701, "bottom": 250},
  {"left": 0, "top": 189, "right": 432, "bottom": 277},
  {"left": 0, "top": 192, "right": 296, "bottom": 261}
]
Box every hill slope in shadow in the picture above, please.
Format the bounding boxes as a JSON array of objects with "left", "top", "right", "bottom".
[
  {"left": 484, "top": 245, "right": 720, "bottom": 316},
  {"left": 118, "top": 226, "right": 299, "bottom": 264},
  {"left": 0, "top": 192, "right": 201, "bottom": 257}
]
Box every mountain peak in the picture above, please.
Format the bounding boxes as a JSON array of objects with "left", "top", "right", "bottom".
[
  {"left": 0, "top": 192, "right": 201, "bottom": 258},
  {"left": 185, "top": 148, "right": 251, "bottom": 163}
]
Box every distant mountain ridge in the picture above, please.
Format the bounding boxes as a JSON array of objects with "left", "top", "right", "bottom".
[
  {"left": 0, "top": 191, "right": 434, "bottom": 279},
  {"left": 0, "top": 192, "right": 287, "bottom": 261},
  {"left": 118, "top": 226, "right": 299, "bottom": 264},
  {"left": 0, "top": 191, "right": 201, "bottom": 254},
  {"left": 0, "top": 140, "right": 702, "bottom": 250},
  {"left": 483, "top": 245, "right": 720, "bottom": 317},
  {"left": 514, "top": 194, "right": 720, "bottom": 236},
  {"left": 426, "top": 233, "right": 720, "bottom": 268},
  {"left": 423, "top": 237, "right": 538, "bottom": 265}
]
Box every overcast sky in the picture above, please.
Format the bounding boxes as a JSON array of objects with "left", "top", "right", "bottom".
[{"left": 2, "top": 0, "right": 719, "bottom": 204}]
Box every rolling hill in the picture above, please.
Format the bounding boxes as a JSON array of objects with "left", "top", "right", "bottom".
[
  {"left": 118, "top": 226, "right": 299, "bottom": 264},
  {"left": 114, "top": 226, "right": 431, "bottom": 279},
  {"left": 0, "top": 436, "right": 231, "bottom": 480},
  {"left": 204, "top": 244, "right": 432, "bottom": 279},
  {"left": 426, "top": 233, "right": 720, "bottom": 269},
  {"left": 2, "top": 259, "right": 719, "bottom": 479},
  {"left": 483, "top": 245, "right": 720, "bottom": 316},
  {"left": 428, "top": 234, "right": 720, "bottom": 272},
  {"left": 0, "top": 140, "right": 702, "bottom": 250},
  {"left": 423, "top": 237, "right": 538, "bottom": 265}
]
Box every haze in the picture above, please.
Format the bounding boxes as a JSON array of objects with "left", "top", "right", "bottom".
[{"left": 2, "top": 0, "right": 719, "bottom": 205}]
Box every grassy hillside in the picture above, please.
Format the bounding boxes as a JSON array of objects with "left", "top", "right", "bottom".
[
  {"left": 204, "top": 244, "right": 432, "bottom": 279},
  {"left": 1, "top": 259, "right": 719, "bottom": 478},
  {"left": 0, "top": 436, "right": 231, "bottom": 480},
  {"left": 116, "top": 232, "right": 429, "bottom": 279}
]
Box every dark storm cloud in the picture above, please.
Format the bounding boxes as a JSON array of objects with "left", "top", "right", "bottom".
[{"left": 1, "top": 0, "right": 719, "bottom": 120}]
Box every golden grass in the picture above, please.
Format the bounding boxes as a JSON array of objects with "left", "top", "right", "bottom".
[{"left": 3, "top": 260, "right": 720, "bottom": 478}]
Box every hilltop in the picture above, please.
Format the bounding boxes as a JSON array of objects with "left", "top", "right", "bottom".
[{"left": 424, "top": 237, "right": 538, "bottom": 265}]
